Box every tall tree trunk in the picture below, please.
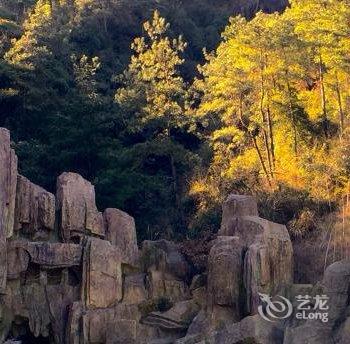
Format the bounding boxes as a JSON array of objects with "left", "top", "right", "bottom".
[
  {"left": 239, "top": 96, "right": 271, "bottom": 186},
  {"left": 319, "top": 53, "right": 328, "bottom": 138},
  {"left": 266, "top": 101, "right": 275, "bottom": 171},
  {"left": 285, "top": 70, "right": 298, "bottom": 156},
  {"left": 335, "top": 74, "right": 344, "bottom": 138},
  {"left": 166, "top": 127, "right": 184, "bottom": 231},
  {"left": 260, "top": 71, "right": 273, "bottom": 179},
  {"left": 252, "top": 135, "right": 272, "bottom": 187}
]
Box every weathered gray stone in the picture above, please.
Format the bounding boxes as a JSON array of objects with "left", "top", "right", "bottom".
[
  {"left": 66, "top": 301, "right": 84, "bottom": 344},
  {"left": 141, "top": 240, "right": 191, "bottom": 302},
  {"left": 220, "top": 194, "right": 258, "bottom": 236},
  {"left": 190, "top": 274, "right": 207, "bottom": 292},
  {"left": 179, "top": 314, "right": 284, "bottom": 344},
  {"left": 284, "top": 324, "right": 333, "bottom": 344},
  {"left": 207, "top": 236, "right": 244, "bottom": 326},
  {"left": 184, "top": 310, "right": 208, "bottom": 337},
  {"left": 69, "top": 303, "right": 151, "bottom": 344},
  {"left": 82, "top": 237, "right": 122, "bottom": 309},
  {"left": 0, "top": 128, "right": 18, "bottom": 292},
  {"left": 284, "top": 260, "right": 350, "bottom": 344},
  {"left": 334, "top": 314, "right": 350, "bottom": 344},
  {"left": 56, "top": 172, "right": 105, "bottom": 241},
  {"left": 141, "top": 300, "right": 200, "bottom": 331},
  {"left": 322, "top": 260, "right": 350, "bottom": 323},
  {"left": 243, "top": 219, "right": 293, "bottom": 314},
  {"left": 211, "top": 315, "right": 284, "bottom": 344},
  {"left": 8, "top": 241, "right": 82, "bottom": 270},
  {"left": 123, "top": 273, "right": 148, "bottom": 304},
  {"left": 104, "top": 208, "right": 139, "bottom": 266},
  {"left": 14, "top": 175, "right": 55, "bottom": 239},
  {"left": 6, "top": 245, "right": 30, "bottom": 279},
  {"left": 205, "top": 194, "right": 293, "bottom": 329}
]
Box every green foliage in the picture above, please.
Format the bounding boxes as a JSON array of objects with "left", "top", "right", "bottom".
[
  {"left": 115, "top": 11, "right": 200, "bottom": 236},
  {"left": 190, "top": 0, "right": 350, "bottom": 238},
  {"left": 4, "top": 0, "right": 350, "bottom": 241}
]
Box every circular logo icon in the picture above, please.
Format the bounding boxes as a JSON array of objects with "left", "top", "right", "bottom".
[{"left": 258, "top": 293, "right": 293, "bottom": 322}]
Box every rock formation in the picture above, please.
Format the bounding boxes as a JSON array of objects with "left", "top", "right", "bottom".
[{"left": 0, "top": 127, "right": 349, "bottom": 343}]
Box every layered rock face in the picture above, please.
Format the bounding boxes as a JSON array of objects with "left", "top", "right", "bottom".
[
  {"left": 0, "top": 129, "right": 196, "bottom": 344},
  {"left": 205, "top": 195, "right": 293, "bottom": 329},
  {"left": 0, "top": 128, "right": 349, "bottom": 343},
  {"left": 0, "top": 128, "right": 17, "bottom": 293}
]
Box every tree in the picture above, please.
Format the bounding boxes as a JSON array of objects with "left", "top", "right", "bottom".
[{"left": 116, "top": 11, "right": 198, "bottom": 235}]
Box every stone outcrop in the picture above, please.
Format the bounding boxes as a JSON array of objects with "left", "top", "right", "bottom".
[
  {"left": 140, "top": 240, "right": 191, "bottom": 302},
  {"left": 0, "top": 128, "right": 17, "bottom": 293},
  {"left": 177, "top": 315, "right": 284, "bottom": 344},
  {"left": 141, "top": 300, "right": 200, "bottom": 332},
  {"left": 1, "top": 127, "right": 349, "bottom": 343},
  {"left": 82, "top": 237, "right": 122, "bottom": 309},
  {"left": 205, "top": 194, "right": 293, "bottom": 330},
  {"left": 14, "top": 175, "right": 55, "bottom": 240},
  {"left": 284, "top": 260, "right": 350, "bottom": 344},
  {"left": 207, "top": 236, "right": 244, "bottom": 325},
  {"left": 104, "top": 208, "right": 139, "bottom": 266},
  {"left": 56, "top": 172, "right": 105, "bottom": 241}
]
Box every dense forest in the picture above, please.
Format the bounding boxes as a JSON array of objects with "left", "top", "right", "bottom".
[{"left": 1, "top": 0, "right": 350, "bottom": 265}]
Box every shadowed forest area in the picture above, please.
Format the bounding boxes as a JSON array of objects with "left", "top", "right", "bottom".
[{"left": 1, "top": 0, "right": 350, "bottom": 280}]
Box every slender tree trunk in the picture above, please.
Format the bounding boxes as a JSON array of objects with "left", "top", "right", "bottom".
[
  {"left": 319, "top": 53, "right": 328, "bottom": 138},
  {"left": 239, "top": 96, "right": 271, "bottom": 186},
  {"left": 335, "top": 75, "right": 344, "bottom": 138},
  {"left": 166, "top": 127, "right": 184, "bottom": 230},
  {"left": 252, "top": 135, "right": 272, "bottom": 187},
  {"left": 260, "top": 71, "right": 273, "bottom": 178},
  {"left": 266, "top": 101, "right": 275, "bottom": 171},
  {"left": 281, "top": 48, "right": 299, "bottom": 156},
  {"left": 285, "top": 71, "right": 298, "bottom": 156}
]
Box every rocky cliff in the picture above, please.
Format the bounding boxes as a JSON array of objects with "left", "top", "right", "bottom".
[{"left": 0, "top": 127, "right": 349, "bottom": 343}]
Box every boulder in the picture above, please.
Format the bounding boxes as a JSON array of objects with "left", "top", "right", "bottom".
[
  {"left": 243, "top": 220, "right": 293, "bottom": 314},
  {"left": 284, "top": 260, "right": 350, "bottom": 344},
  {"left": 6, "top": 245, "right": 30, "bottom": 280},
  {"left": 123, "top": 273, "right": 148, "bottom": 304},
  {"left": 220, "top": 194, "right": 258, "bottom": 236},
  {"left": 104, "top": 208, "right": 139, "bottom": 266},
  {"left": 186, "top": 310, "right": 208, "bottom": 337},
  {"left": 207, "top": 236, "right": 244, "bottom": 325},
  {"left": 14, "top": 175, "right": 55, "bottom": 240},
  {"left": 190, "top": 274, "right": 207, "bottom": 292},
  {"left": 334, "top": 315, "right": 350, "bottom": 344},
  {"left": 216, "top": 194, "right": 293, "bottom": 316},
  {"left": 0, "top": 128, "right": 18, "bottom": 292},
  {"left": 7, "top": 241, "right": 82, "bottom": 272},
  {"left": 82, "top": 237, "right": 122, "bottom": 309},
  {"left": 0, "top": 128, "right": 18, "bottom": 239},
  {"left": 284, "top": 324, "right": 333, "bottom": 344},
  {"left": 141, "top": 240, "right": 191, "bottom": 302},
  {"left": 66, "top": 302, "right": 84, "bottom": 344},
  {"left": 322, "top": 260, "right": 350, "bottom": 323},
  {"left": 210, "top": 314, "right": 284, "bottom": 344},
  {"left": 56, "top": 172, "right": 105, "bottom": 241},
  {"left": 141, "top": 300, "right": 200, "bottom": 332},
  {"left": 141, "top": 240, "right": 191, "bottom": 281},
  {"left": 45, "top": 282, "right": 80, "bottom": 343},
  {"left": 177, "top": 315, "right": 284, "bottom": 344},
  {"left": 68, "top": 303, "right": 152, "bottom": 344},
  {"left": 107, "top": 319, "right": 138, "bottom": 344}
]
